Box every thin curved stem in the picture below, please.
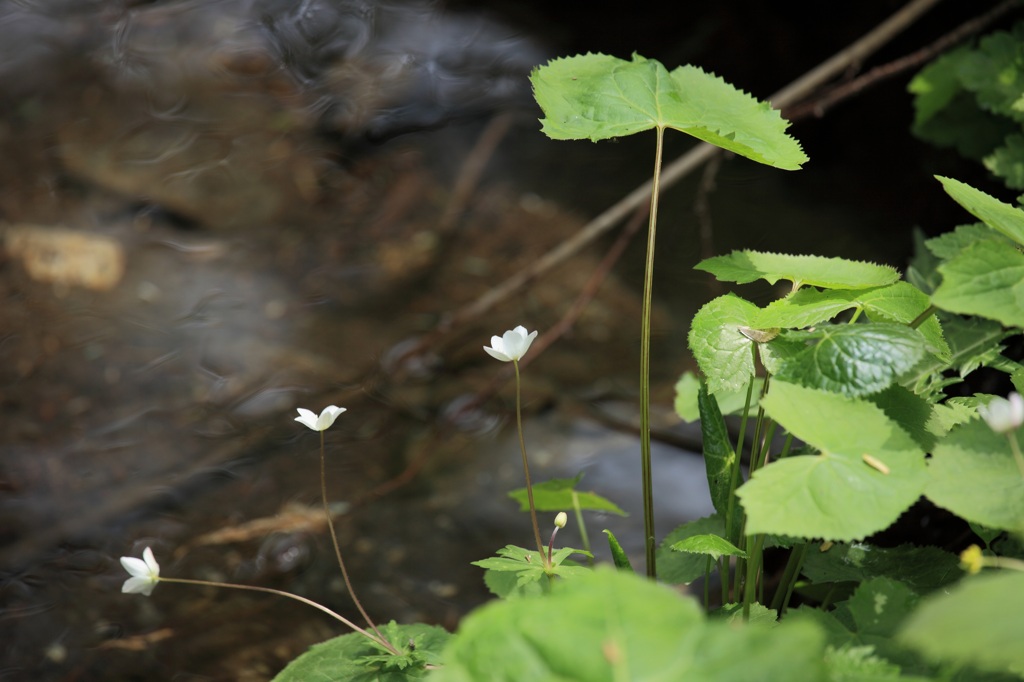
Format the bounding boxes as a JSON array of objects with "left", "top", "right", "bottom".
[
  {"left": 156, "top": 576, "right": 392, "bottom": 650},
  {"left": 319, "top": 431, "right": 396, "bottom": 654},
  {"left": 514, "top": 359, "right": 546, "bottom": 560},
  {"left": 639, "top": 126, "right": 666, "bottom": 578}
]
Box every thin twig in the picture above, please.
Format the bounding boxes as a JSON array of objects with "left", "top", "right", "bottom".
[{"left": 784, "top": 0, "right": 1023, "bottom": 120}]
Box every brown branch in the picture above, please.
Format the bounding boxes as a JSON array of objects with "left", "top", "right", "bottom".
[{"left": 785, "top": 0, "right": 1023, "bottom": 121}]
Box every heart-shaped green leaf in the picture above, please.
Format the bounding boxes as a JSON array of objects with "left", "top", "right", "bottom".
[{"left": 737, "top": 381, "right": 927, "bottom": 541}]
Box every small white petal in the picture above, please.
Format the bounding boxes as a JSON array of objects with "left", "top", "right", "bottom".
[
  {"left": 120, "top": 556, "right": 149, "bottom": 578},
  {"left": 294, "top": 408, "right": 319, "bottom": 430},
  {"left": 315, "top": 405, "right": 346, "bottom": 431},
  {"left": 978, "top": 392, "right": 1024, "bottom": 434},
  {"left": 483, "top": 345, "right": 512, "bottom": 362}
]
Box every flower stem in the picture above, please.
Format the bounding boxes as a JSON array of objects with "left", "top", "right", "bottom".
[
  {"left": 513, "top": 359, "right": 546, "bottom": 561},
  {"left": 571, "top": 491, "right": 593, "bottom": 564},
  {"left": 155, "top": 576, "right": 393, "bottom": 651},
  {"left": 639, "top": 126, "right": 665, "bottom": 579},
  {"left": 319, "top": 431, "right": 396, "bottom": 654}
]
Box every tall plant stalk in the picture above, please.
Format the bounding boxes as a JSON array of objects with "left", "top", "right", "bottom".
[
  {"left": 639, "top": 126, "right": 666, "bottom": 578},
  {"left": 318, "top": 431, "right": 397, "bottom": 654},
  {"left": 514, "top": 359, "right": 547, "bottom": 560}
]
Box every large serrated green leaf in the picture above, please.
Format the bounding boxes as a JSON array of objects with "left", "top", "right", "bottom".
[
  {"left": 688, "top": 294, "right": 760, "bottom": 394},
  {"left": 931, "top": 238, "right": 1024, "bottom": 327},
  {"left": 271, "top": 622, "right": 449, "bottom": 681},
  {"left": 764, "top": 324, "right": 929, "bottom": 397},
  {"left": 753, "top": 283, "right": 950, "bottom": 363},
  {"left": 696, "top": 251, "right": 900, "bottom": 290},
  {"left": 737, "top": 381, "right": 927, "bottom": 541},
  {"left": 801, "top": 542, "right": 963, "bottom": 594},
  {"left": 432, "top": 567, "right": 827, "bottom": 682},
  {"left": 936, "top": 176, "right": 1024, "bottom": 246},
  {"left": 898, "top": 572, "right": 1024, "bottom": 675},
  {"left": 530, "top": 53, "right": 807, "bottom": 169},
  {"left": 926, "top": 418, "right": 1024, "bottom": 534}
]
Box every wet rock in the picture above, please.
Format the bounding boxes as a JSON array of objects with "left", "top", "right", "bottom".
[{"left": 1, "top": 0, "right": 545, "bottom": 229}]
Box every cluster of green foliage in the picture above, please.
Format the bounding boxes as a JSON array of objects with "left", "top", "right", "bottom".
[
  {"left": 270, "top": 53, "right": 1024, "bottom": 681},
  {"left": 911, "top": 20, "right": 1024, "bottom": 195}
]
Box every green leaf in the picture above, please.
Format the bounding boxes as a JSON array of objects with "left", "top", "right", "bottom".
[
  {"left": 688, "top": 294, "right": 760, "bottom": 394},
  {"left": 715, "top": 602, "right": 778, "bottom": 626},
  {"left": 867, "top": 385, "right": 942, "bottom": 451},
  {"left": 531, "top": 53, "right": 807, "bottom": 169},
  {"left": 473, "top": 546, "right": 592, "bottom": 589},
  {"left": 602, "top": 529, "right": 633, "bottom": 572},
  {"left": 695, "top": 251, "right": 899, "bottom": 290},
  {"left": 823, "top": 645, "right": 907, "bottom": 682},
  {"left": 985, "top": 132, "right": 1024, "bottom": 189},
  {"left": 925, "top": 418, "right": 1024, "bottom": 534},
  {"left": 753, "top": 283, "right": 950, "bottom": 364},
  {"left": 924, "top": 222, "right": 1001, "bottom": 259},
  {"left": 509, "top": 474, "right": 627, "bottom": 516},
  {"left": 432, "top": 567, "right": 827, "bottom": 682},
  {"left": 936, "top": 176, "right": 1024, "bottom": 246},
  {"left": 483, "top": 566, "right": 544, "bottom": 599},
  {"left": 675, "top": 370, "right": 762, "bottom": 422},
  {"left": 671, "top": 533, "right": 747, "bottom": 560},
  {"left": 737, "top": 381, "right": 928, "bottom": 541},
  {"left": 801, "top": 542, "right": 963, "bottom": 594},
  {"left": 898, "top": 572, "right": 1024, "bottom": 675},
  {"left": 657, "top": 514, "right": 727, "bottom": 585},
  {"left": 840, "top": 577, "right": 919, "bottom": 638},
  {"left": 271, "top": 622, "right": 449, "bottom": 681},
  {"left": 764, "top": 324, "right": 930, "bottom": 397},
  {"left": 697, "top": 384, "right": 737, "bottom": 521},
  {"left": 909, "top": 46, "right": 969, "bottom": 128},
  {"left": 931, "top": 238, "right": 1024, "bottom": 327}
]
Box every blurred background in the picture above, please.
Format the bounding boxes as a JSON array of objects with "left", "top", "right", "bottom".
[{"left": 0, "top": 1, "right": 1016, "bottom": 679}]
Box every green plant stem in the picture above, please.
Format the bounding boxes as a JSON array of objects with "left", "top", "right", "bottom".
[
  {"left": 743, "top": 534, "right": 766, "bottom": 620},
  {"left": 513, "top": 359, "right": 546, "bottom": 561},
  {"left": 752, "top": 420, "right": 777, "bottom": 472},
  {"left": 703, "top": 555, "right": 712, "bottom": 611},
  {"left": 909, "top": 304, "right": 937, "bottom": 329},
  {"left": 639, "top": 126, "right": 666, "bottom": 578},
  {"left": 571, "top": 491, "right": 593, "bottom": 564},
  {"left": 770, "top": 542, "right": 809, "bottom": 615},
  {"left": 319, "top": 432, "right": 394, "bottom": 653},
  {"left": 719, "top": 556, "right": 728, "bottom": 605},
  {"left": 156, "top": 576, "right": 394, "bottom": 652}
]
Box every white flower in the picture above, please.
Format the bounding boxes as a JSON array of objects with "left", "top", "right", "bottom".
[
  {"left": 554, "top": 512, "right": 568, "bottom": 529},
  {"left": 120, "top": 547, "right": 161, "bottom": 596},
  {"left": 978, "top": 392, "right": 1024, "bottom": 434},
  {"left": 483, "top": 326, "right": 538, "bottom": 363},
  {"left": 295, "top": 405, "right": 346, "bottom": 431}
]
